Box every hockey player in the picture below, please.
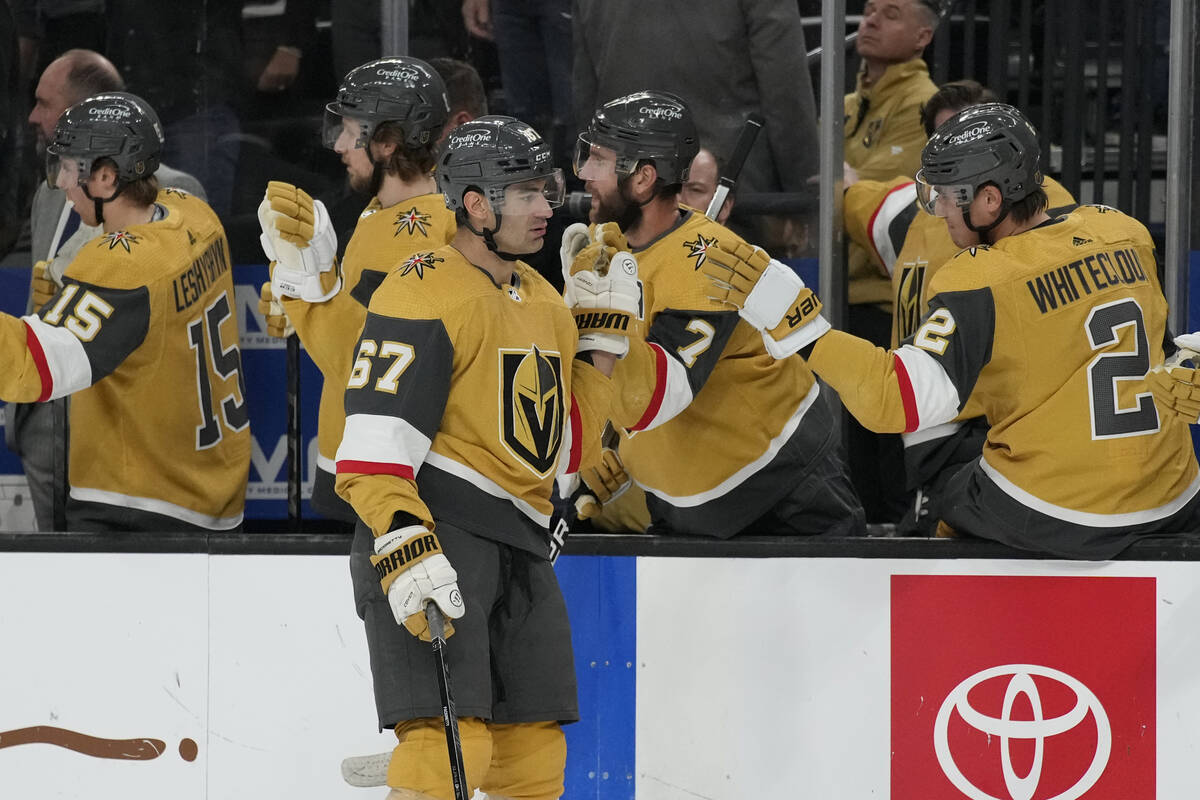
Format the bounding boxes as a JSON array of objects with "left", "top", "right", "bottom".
[
  {"left": 334, "top": 116, "right": 625, "bottom": 799},
  {"left": 569, "top": 90, "right": 864, "bottom": 538},
  {"left": 704, "top": 103, "right": 1200, "bottom": 557},
  {"left": 842, "top": 80, "right": 1078, "bottom": 533},
  {"left": 0, "top": 92, "right": 249, "bottom": 531},
  {"left": 257, "top": 56, "right": 457, "bottom": 525}
]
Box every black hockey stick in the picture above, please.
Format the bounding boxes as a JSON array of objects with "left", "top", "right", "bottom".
[
  {"left": 286, "top": 333, "right": 301, "bottom": 528},
  {"left": 705, "top": 113, "right": 764, "bottom": 221},
  {"left": 426, "top": 603, "right": 470, "bottom": 800}
]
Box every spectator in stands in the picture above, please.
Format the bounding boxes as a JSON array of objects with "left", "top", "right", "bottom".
[
  {"left": 573, "top": 0, "right": 819, "bottom": 200},
  {"left": 3, "top": 91, "right": 249, "bottom": 531},
  {"left": 843, "top": 80, "right": 1077, "bottom": 535},
  {"left": 708, "top": 103, "right": 1200, "bottom": 558},
  {"left": 11, "top": 49, "right": 205, "bottom": 532},
  {"left": 679, "top": 147, "right": 734, "bottom": 225},
  {"left": 842, "top": 0, "right": 940, "bottom": 525}
]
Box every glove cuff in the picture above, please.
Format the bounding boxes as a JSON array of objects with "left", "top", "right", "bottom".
[
  {"left": 761, "top": 315, "right": 832, "bottom": 359},
  {"left": 578, "top": 333, "right": 630, "bottom": 358},
  {"left": 741, "top": 259, "right": 808, "bottom": 331},
  {"left": 370, "top": 526, "right": 441, "bottom": 594}
]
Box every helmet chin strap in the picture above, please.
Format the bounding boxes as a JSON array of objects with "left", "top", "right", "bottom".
[
  {"left": 82, "top": 182, "right": 125, "bottom": 226},
  {"left": 961, "top": 202, "right": 1010, "bottom": 245},
  {"left": 462, "top": 213, "right": 523, "bottom": 262}
]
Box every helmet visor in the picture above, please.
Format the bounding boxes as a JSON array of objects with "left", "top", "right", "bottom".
[
  {"left": 322, "top": 105, "right": 371, "bottom": 151},
  {"left": 574, "top": 133, "right": 636, "bottom": 181},
  {"left": 498, "top": 170, "right": 566, "bottom": 214},
  {"left": 914, "top": 169, "right": 976, "bottom": 217},
  {"left": 45, "top": 152, "right": 88, "bottom": 190}
]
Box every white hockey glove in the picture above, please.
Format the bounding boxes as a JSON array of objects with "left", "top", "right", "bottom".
[
  {"left": 702, "top": 239, "right": 830, "bottom": 359},
  {"left": 257, "top": 283, "right": 295, "bottom": 338},
  {"left": 565, "top": 223, "right": 643, "bottom": 358},
  {"left": 559, "top": 222, "right": 593, "bottom": 302},
  {"left": 258, "top": 181, "right": 341, "bottom": 303},
  {"left": 1148, "top": 334, "right": 1200, "bottom": 425},
  {"left": 370, "top": 525, "right": 465, "bottom": 641}
]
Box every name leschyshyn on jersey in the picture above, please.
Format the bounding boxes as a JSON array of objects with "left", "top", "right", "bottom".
[
  {"left": 335, "top": 245, "right": 612, "bottom": 557},
  {"left": 2, "top": 188, "right": 250, "bottom": 529}
]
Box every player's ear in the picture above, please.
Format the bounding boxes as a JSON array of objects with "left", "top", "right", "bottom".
[
  {"left": 463, "top": 188, "right": 493, "bottom": 225},
  {"left": 630, "top": 161, "right": 659, "bottom": 201},
  {"left": 91, "top": 161, "right": 119, "bottom": 192}
]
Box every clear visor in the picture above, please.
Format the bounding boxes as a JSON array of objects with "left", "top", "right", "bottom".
[
  {"left": 322, "top": 106, "right": 371, "bottom": 151},
  {"left": 495, "top": 171, "right": 566, "bottom": 215},
  {"left": 45, "top": 152, "right": 88, "bottom": 190},
  {"left": 914, "top": 169, "right": 975, "bottom": 217},
  {"left": 573, "top": 134, "right": 633, "bottom": 181}
]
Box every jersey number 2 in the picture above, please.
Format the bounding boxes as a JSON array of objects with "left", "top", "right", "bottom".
[
  {"left": 1086, "top": 298, "right": 1158, "bottom": 439},
  {"left": 188, "top": 292, "right": 249, "bottom": 449}
]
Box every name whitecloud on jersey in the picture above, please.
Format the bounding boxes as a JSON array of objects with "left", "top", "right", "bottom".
[{"left": 1026, "top": 244, "right": 1149, "bottom": 315}]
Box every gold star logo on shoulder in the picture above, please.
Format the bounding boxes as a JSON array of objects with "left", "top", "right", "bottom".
[
  {"left": 394, "top": 206, "right": 432, "bottom": 237},
  {"left": 684, "top": 233, "right": 718, "bottom": 270},
  {"left": 163, "top": 187, "right": 190, "bottom": 199},
  {"left": 100, "top": 231, "right": 141, "bottom": 252},
  {"left": 399, "top": 252, "right": 443, "bottom": 279}
]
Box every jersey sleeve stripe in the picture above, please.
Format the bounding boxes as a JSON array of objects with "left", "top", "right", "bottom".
[
  {"left": 630, "top": 342, "right": 695, "bottom": 432},
  {"left": 630, "top": 342, "right": 670, "bottom": 431},
  {"left": 24, "top": 315, "right": 93, "bottom": 401},
  {"left": 893, "top": 344, "right": 962, "bottom": 434},
  {"left": 335, "top": 459, "right": 415, "bottom": 480},
  {"left": 24, "top": 320, "right": 53, "bottom": 402},
  {"left": 336, "top": 412, "right": 431, "bottom": 478},
  {"left": 867, "top": 181, "right": 916, "bottom": 275}
]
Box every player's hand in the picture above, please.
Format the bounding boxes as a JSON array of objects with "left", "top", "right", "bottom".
[
  {"left": 575, "top": 446, "right": 632, "bottom": 520},
  {"left": 370, "top": 525, "right": 465, "bottom": 641},
  {"left": 258, "top": 283, "right": 295, "bottom": 338},
  {"left": 257, "top": 181, "right": 340, "bottom": 302},
  {"left": 30, "top": 260, "right": 60, "bottom": 312},
  {"left": 1148, "top": 336, "right": 1200, "bottom": 424},
  {"left": 566, "top": 224, "right": 642, "bottom": 357},
  {"left": 702, "top": 239, "right": 830, "bottom": 359}
]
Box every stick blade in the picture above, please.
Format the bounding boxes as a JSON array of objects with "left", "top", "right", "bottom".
[{"left": 340, "top": 751, "right": 390, "bottom": 787}]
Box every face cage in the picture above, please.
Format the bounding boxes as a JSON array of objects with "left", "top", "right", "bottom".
[
  {"left": 573, "top": 133, "right": 640, "bottom": 181},
  {"left": 914, "top": 169, "right": 976, "bottom": 218},
  {"left": 46, "top": 152, "right": 91, "bottom": 190},
  {"left": 479, "top": 169, "right": 567, "bottom": 215},
  {"left": 322, "top": 106, "right": 373, "bottom": 151}
]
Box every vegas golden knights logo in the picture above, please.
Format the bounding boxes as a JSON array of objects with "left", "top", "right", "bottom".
[
  {"left": 896, "top": 259, "right": 928, "bottom": 341},
  {"left": 500, "top": 345, "right": 564, "bottom": 476}
]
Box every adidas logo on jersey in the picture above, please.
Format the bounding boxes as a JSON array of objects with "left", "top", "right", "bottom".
[{"left": 1073, "top": 236, "right": 1094, "bottom": 246}]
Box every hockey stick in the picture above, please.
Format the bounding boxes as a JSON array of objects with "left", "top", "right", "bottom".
[
  {"left": 705, "top": 113, "right": 764, "bottom": 221},
  {"left": 286, "top": 333, "right": 301, "bottom": 528},
  {"left": 427, "top": 603, "right": 470, "bottom": 800},
  {"left": 340, "top": 604, "right": 469, "bottom": 792}
]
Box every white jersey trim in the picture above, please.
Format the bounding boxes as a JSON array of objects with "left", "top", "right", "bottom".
[
  {"left": 980, "top": 456, "right": 1200, "bottom": 528},
  {"left": 424, "top": 451, "right": 552, "bottom": 528},
  {"left": 638, "top": 381, "right": 821, "bottom": 507},
  {"left": 336, "top": 413, "right": 432, "bottom": 472},
  {"left": 642, "top": 345, "right": 695, "bottom": 431},
  {"left": 870, "top": 182, "right": 917, "bottom": 276},
  {"left": 69, "top": 487, "right": 243, "bottom": 530},
  {"left": 316, "top": 454, "right": 336, "bottom": 474},
  {"left": 902, "top": 419, "right": 963, "bottom": 447},
  {"left": 894, "top": 344, "right": 961, "bottom": 431},
  {"left": 25, "top": 314, "right": 92, "bottom": 399}
]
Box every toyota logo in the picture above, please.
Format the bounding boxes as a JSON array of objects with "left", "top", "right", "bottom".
[{"left": 933, "top": 664, "right": 1111, "bottom": 800}]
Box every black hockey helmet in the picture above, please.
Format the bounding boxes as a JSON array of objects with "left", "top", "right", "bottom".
[
  {"left": 915, "top": 102, "right": 1042, "bottom": 217},
  {"left": 437, "top": 116, "right": 565, "bottom": 214},
  {"left": 46, "top": 91, "right": 163, "bottom": 188},
  {"left": 323, "top": 56, "right": 450, "bottom": 149},
  {"left": 575, "top": 90, "right": 699, "bottom": 185}
]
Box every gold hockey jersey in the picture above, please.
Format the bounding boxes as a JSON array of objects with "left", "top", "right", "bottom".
[
  {"left": 334, "top": 246, "right": 612, "bottom": 556},
  {"left": 282, "top": 193, "right": 456, "bottom": 517},
  {"left": 0, "top": 188, "right": 250, "bottom": 528},
  {"left": 809, "top": 205, "right": 1199, "bottom": 556},
  {"left": 611, "top": 209, "right": 838, "bottom": 537}
]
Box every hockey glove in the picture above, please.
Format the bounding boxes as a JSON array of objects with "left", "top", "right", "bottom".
[
  {"left": 702, "top": 240, "right": 831, "bottom": 359},
  {"left": 575, "top": 446, "right": 632, "bottom": 520},
  {"left": 258, "top": 181, "right": 341, "bottom": 303},
  {"left": 565, "top": 223, "right": 642, "bottom": 357},
  {"left": 30, "top": 260, "right": 60, "bottom": 312},
  {"left": 1148, "top": 334, "right": 1200, "bottom": 425},
  {"left": 370, "top": 525, "right": 465, "bottom": 641},
  {"left": 257, "top": 283, "right": 295, "bottom": 338}
]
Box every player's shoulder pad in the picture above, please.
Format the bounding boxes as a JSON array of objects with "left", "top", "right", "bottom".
[
  {"left": 928, "top": 243, "right": 1009, "bottom": 296},
  {"left": 385, "top": 193, "right": 458, "bottom": 242},
  {"left": 369, "top": 246, "right": 474, "bottom": 318},
  {"left": 67, "top": 226, "right": 172, "bottom": 290}
]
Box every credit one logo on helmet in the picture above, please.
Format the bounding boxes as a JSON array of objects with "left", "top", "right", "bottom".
[
  {"left": 639, "top": 105, "right": 682, "bottom": 120},
  {"left": 451, "top": 131, "right": 494, "bottom": 148},
  {"left": 891, "top": 575, "right": 1155, "bottom": 800},
  {"left": 933, "top": 665, "right": 1110, "bottom": 800},
  {"left": 376, "top": 66, "right": 421, "bottom": 87},
  {"left": 947, "top": 123, "right": 991, "bottom": 146},
  {"left": 89, "top": 107, "right": 132, "bottom": 120}
]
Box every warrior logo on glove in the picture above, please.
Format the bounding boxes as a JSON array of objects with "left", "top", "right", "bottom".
[{"left": 500, "top": 345, "right": 565, "bottom": 476}]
